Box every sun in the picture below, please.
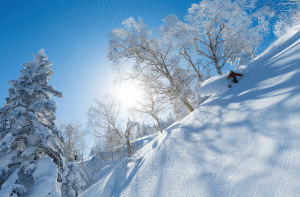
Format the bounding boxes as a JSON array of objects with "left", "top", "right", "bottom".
[{"left": 112, "top": 81, "right": 143, "bottom": 111}]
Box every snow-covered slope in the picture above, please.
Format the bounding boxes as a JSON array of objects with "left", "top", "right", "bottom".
[
  {"left": 82, "top": 134, "right": 157, "bottom": 188},
  {"left": 80, "top": 27, "right": 300, "bottom": 197}
]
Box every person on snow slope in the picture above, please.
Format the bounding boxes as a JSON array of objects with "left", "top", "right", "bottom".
[{"left": 227, "top": 70, "right": 243, "bottom": 83}]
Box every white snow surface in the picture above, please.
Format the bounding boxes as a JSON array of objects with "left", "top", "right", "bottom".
[
  {"left": 0, "top": 133, "right": 15, "bottom": 154},
  {"left": 0, "top": 167, "right": 26, "bottom": 197},
  {"left": 197, "top": 74, "right": 231, "bottom": 96},
  {"left": 22, "top": 157, "right": 61, "bottom": 197},
  {"left": 21, "top": 146, "right": 36, "bottom": 158},
  {"left": 80, "top": 26, "right": 300, "bottom": 196},
  {"left": 0, "top": 150, "right": 19, "bottom": 175}
]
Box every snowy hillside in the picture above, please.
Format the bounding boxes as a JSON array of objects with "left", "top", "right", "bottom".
[
  {"left": 82, "top": 134, "right": 157, "bottom": 187},
  {"left": 80, "top": 27, "right": 300, "bottom": 197}
]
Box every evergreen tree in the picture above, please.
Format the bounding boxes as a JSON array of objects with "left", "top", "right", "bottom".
[
  {"left": 0, "top": 49, "right": 63, "bottom": 197},
  {"left": 61, "top": 161, "right": 88, "bottom": 197}
]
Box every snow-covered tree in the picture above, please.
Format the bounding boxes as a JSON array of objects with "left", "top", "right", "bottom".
[
  {"left": 87, "top": 95, "right": 124, "bottom": 158},
  {"left": 89, "top": 137, "right": 102, "bottom": 158},
  {"left": 0, "top": 49, "right": 63, "bottom": 197},
  {"left": 58, "top": 120, "right": 87, "bottom": 169},
  {"left": 161, "top": 0, "right": 271, "bottom": 76},
  {"left": 173, "top": 98, "right": 190, "bottom": 121},
  {"left": 260, "top": 0, "right": 300, "bottom": 37},
  {"left": 171, "top": 67, "right": 198, "bottom": 113},
  {"left": 59, "top": 120, "right": 85, "bottom": 163},
  {"left": 77, "top": 129, "right": 87, "bottom": 168},
  {"left": 89, "top": 137, "right": 104, "bottom": 168},
  {"left": 135, "top": 123, "right": 150, "bottom": 138},
  {"left": 124, "top": 119, "right": 138, "bottom": 157},
  {"left": 108, "top": 17, "right": 196, "bottom": 112},
  {"left": 166, "top": 112, "right": 175, "bottom": 127},
  {"left": 61, "top": 161, "right": 88, "bottom": 197},
  {"left": 134, "top": 81, "right": 167, "bottom": 133}
]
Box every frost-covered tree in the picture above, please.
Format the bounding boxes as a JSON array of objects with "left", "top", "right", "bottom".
[
  {"left": 58, "top": 120, "right": 89, "bottom": 195},
  {"left": 61, "top": 161, "right": 88, "bottom": 197},
  {"left": 108, "top": 17, "right": 196, "bottom": 112},
  {"left": 161, "top": 0, "right": 271, "bottom": 76},
  {"left": 166, "top": 112, "right": 175, "bottom": 127},
  {"left": 0, "top": 49, "right": 63, "bottom": 197},
  {"left": 89, "top": 137, "right": 104, "bottom": 167},
  {"left": 87, "top": 95, "right": 124, "bottom": 158},
  {"left": 260, "top": 0, "right": 300, "bottom": 37},
  {"left": 59, "top": 120, "right": 82, "bottom": 162},
  {"left": 171, "top": 67, "right": 198, "bottom": 113},
  {"left": 124, "top": 119, "right": 138, "bottom": 157},
  {"left": 135, "top": 123, "right": 150, "bottom": 138},
  {"left": 58, "top": 120, "right": 87, "bottom": 169},
  {"left": 89, "top": 137, "right": 102, "bottom": 158},
  {"left": 77, "top": 129, "right": 87, "bottom": 168},
  {"left": 134, "top": 81, "right": 167, "bottom": 133}
]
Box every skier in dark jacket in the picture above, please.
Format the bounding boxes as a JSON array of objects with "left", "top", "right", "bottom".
[{"left": 227, "top": 70, "right": 242, "bottom": 83}]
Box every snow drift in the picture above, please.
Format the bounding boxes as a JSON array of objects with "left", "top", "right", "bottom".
[{"left": 80, "top": 26, "right": 300, "bottom": 197}]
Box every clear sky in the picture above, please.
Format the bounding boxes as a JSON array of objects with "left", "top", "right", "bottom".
[
  {"left": 0, "top": 0, "right": 277, "bottom": 147},
  {"left": 0, "top": 0, "right": 203, "bottom": 123}
]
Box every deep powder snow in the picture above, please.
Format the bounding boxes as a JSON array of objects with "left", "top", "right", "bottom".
[{"left": 80, "top": 26, "right": 300, "bottom": 197}]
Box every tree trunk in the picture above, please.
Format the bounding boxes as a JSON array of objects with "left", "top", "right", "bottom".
[
  {"left": 126, "top": 138, "right": 131, "bottom": 157},
  {"left": 214, "top": 60, "right": 223, "bottom": 76},
  {"left": 132, "top": 144, "right": 135, "bottom": 155},
  {"left": 117, "top": 148, "right": 122, "bottom": 161},
  {"left": 169, "top": 78, "right": 195, "bottom": 113},
  {"left": 154, "top": 117, "right": 163, "bottom": 133},
  {"left": 182, "top": 99, "right": 194, "bottom": 112}
]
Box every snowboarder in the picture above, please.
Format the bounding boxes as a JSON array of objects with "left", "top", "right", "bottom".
[
  {"left": 227, "top": 70, "right": 242, "bottom": 83},
  {"left": 227, "top": 70, "right": 243, "bottom": 88}
]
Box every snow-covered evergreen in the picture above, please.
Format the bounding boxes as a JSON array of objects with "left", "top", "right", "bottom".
[
  {"left": 61, "top": 161, "right": 88, "bottom": 197},
  {"left": 0, "top": 49, "right": 63, "bottom": 197}
]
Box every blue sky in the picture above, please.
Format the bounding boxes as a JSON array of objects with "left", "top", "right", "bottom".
[
  {"left": 0, "top": 0, "right": 205, "bottom": 124},
  {"left": 0, "top": 0, "right": 277, "bottom": 137}
]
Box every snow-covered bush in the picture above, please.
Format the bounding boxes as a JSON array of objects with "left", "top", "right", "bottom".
[
  {"left": 61, "top": 161, "right": 88, "bottom": 197},
  {"left": 0, "top": 49, "right": 63, "bottom": 197}
]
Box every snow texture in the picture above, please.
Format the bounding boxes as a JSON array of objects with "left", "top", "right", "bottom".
[
  {"left": 21, "top": 146, "right": 37, "bottom": 158},
  {"left": 81, "top": 134, "right": 156, "bottom": 194},
  {"left": 80, "top": 24, "right": 300, "bottom": 196},
  {"left": 0, "top": 133, "right": 15, "bottom": 155},
  {"left": 197, "top": 75, "right": 230, "bottom": 96},
  {"left": 0, "top": 167, "right": 26, "bottom": 197},
  {"left": 24, "top": 163, "right": 36, "bottom": 175},
  {"left": 22, "top": 157, "right": 61, "bottom": 197}
]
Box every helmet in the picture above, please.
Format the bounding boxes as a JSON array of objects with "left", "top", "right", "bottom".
[{"left": 230, "top": 70, "right": 233, "bottom": 73}]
